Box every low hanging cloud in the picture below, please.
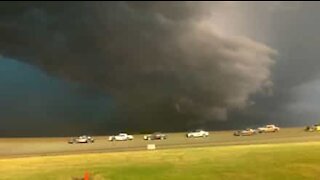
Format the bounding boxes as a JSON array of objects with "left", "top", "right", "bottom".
[{"left": 0, "top": 2, "right": 276, "bottom": 126}]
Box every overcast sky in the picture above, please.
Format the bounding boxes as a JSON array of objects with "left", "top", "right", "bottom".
[{"left": 1, "top": 2, "right": 320, "bottom": 136}]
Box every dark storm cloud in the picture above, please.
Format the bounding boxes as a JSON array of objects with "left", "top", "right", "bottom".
[
  {"left": 0, "top": 2, "right": 276, "bottom": 129},
  {"left": 225, "top": 2, "right": 320, "bottom": 126}
]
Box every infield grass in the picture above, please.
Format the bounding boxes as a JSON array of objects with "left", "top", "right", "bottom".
[{"left": 1, "top": 142, "right": 320, "bottom": 180}]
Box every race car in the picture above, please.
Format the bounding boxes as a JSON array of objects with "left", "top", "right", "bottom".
[
  {"left": 68, "top": 135, "right": 94, "bottom": 144},
  {"left": 144, "top": 132, "right": 167, "bottom": 140},
  {"left": 305, "top": 124, "right": 320, "bottom": 132},
  {"left": 186, "top": 129, "right": 209, "bottom": 138},
  {"left": 257, "top": 124, "right": 280, "bottom": 133},
  {"left": 233, "top": 128, "right": 257, "bottom": 136},
  {"left": 108, "top": 133, "right": 134, "bottom": 141}
]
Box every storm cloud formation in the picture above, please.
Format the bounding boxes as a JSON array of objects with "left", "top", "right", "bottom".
[{"left": 0, "top": 2, "right": 277, "bottom": 132}]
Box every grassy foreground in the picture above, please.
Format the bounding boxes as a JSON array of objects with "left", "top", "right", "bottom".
[{"left": 1, "top": 142, "right": 320, "bottom": 180}]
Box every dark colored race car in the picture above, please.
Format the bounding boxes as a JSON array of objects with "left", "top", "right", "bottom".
[
  {"left": 144, "top": 132, "right": 167, "bottom": 140},
  {"left": 68, "top": 135, "right": 95, "bottom": 144},
  {"left": 305, "top": 124, "right": 320, "bottom": 132},
  {"left": 233, "top": 129, "right": 257, "bottom": 136}
]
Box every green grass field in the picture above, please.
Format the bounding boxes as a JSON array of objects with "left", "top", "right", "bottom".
[{"left": 1, "top": 142, "right": 320, "bottom": 180}]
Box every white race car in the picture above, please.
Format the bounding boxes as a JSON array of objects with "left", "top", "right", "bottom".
[
  {"left": 108, "top": 133, "right": 134, "bottom": 141},
  {"left": 257, "top": 124, "right": 280, "bottom": 133},
  {"left": 186, "top": 130, "right": 209, "bottom": 138}
]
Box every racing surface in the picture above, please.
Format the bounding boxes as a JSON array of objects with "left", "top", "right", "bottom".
[{"left": 0, "top": 127, "right": 319, "bottom": 158}]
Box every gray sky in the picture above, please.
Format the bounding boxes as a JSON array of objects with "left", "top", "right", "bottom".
[{"left": 0, "top": 2, "right": 320, "bottom": 136}]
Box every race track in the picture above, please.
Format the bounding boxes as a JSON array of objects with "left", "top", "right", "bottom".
[{"left": 0, "top": 127, "right": 319, "bottom": 158}]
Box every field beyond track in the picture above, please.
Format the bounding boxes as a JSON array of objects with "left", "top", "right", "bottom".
[{"left": 1, "top": 142, "right": 320, "bottom": 179}]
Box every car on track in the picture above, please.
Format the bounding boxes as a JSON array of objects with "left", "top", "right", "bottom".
[
  {"left": 305, "top": 124, "right": 320, "bottom": 132},
  {"left": 144, "top": 132, "right": 167, "bottom": 140},
  {"left": 68, "top": 135, "right": 94, "bottom": 144},
  {"left": 186, "top": 129, "right": 209, "bottom": 138},
  {"left": 257, "top": 124, "right": 280, "bottom": 133},
  {"left": 233, "top": 128, "right": 257, "bottom": 136},
  {"left": 108, "top": 133, "right": 134, "bottom": 141}
]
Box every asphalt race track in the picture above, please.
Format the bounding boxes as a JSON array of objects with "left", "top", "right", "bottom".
[{"left": 0, "top": 127, "right": 319, "bottom": 158}]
